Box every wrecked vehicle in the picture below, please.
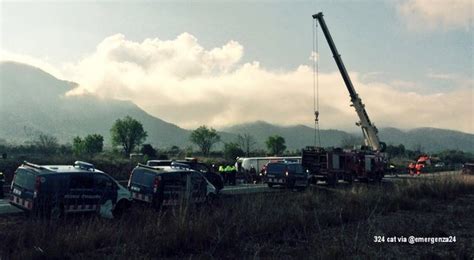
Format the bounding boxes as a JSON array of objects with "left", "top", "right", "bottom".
[
  {"left": 128, "top": 164, "right": 217, "bottom": 208},
  {"left": 9, "top": 161, "right": 131, "bottom": 219}
]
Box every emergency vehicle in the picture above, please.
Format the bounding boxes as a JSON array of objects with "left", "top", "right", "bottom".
[
  {"left": 264, "top": 162, "right": 309, "bottom": 190},
  {"left": 9, "top": 161, "right": 132, "bottom": 219},
  {"left": 127, "top": 164, "right": 217, "bottom": 208}
]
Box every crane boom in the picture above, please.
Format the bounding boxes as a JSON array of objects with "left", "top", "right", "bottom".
[{"left": 312, "top": 12, "right": 385, "bottom": 152}]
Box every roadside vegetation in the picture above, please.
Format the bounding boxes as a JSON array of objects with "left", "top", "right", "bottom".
[{"left": 1, "top": 175, "right": 473, "bottom": 259}]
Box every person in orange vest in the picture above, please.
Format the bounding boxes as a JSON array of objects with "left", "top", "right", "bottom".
[{"left": 408, "top": 162, "right": 415, "bottom": 175}]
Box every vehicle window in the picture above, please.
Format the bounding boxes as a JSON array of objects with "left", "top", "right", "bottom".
[
  {"left": 287, "top": 164, "right": 303, "bottom": 174},
  {"left": 94, "top": 174, "right": 113, "bottom": 189},
  {"left": 131, "top": 169, "right": 157, "bottom": 185},
  {"left": 13, "top": 169, "right": 36, "bottom": 190},
  {"left": 70, "top": 174, "right": 94, "bottom": 189},
  {"left": 267, "top": 163, "right": 286, "bottom": 173}
]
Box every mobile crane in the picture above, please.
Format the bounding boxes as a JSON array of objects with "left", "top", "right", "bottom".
[
  {"left": 312, "top": 12, "right": 385, "bottom": 152},
  {"left": 302, "top": 12, "right": 387, "bottom": 185}
]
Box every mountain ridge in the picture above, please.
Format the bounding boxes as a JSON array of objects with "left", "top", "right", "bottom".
[{"left": 1, "top": 61, "right": 472, "bottom": 153}]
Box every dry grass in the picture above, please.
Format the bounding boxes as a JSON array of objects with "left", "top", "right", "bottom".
[{"left": 1, "top": 174, "right": 473, "bottom": 259}]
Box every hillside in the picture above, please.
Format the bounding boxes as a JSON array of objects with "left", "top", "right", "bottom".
[
  {"left": 0, "top": 61, "right": 190, "bottom": 147},
  {"left": 220, "top": 121, "right": 353, "bottom": 151},
  {"left": 1, "top": 61, "right": 472, "bottom": 153},
  {"left": 222, "top": 122, "right": 474, "bottom": 153}
]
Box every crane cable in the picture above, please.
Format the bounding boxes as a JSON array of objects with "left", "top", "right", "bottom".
[{"left": 312, "top": 19, "right": 321, "bottom": 147}]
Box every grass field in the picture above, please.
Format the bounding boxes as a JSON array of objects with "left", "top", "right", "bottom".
[{"left": 1, "top": 174, "right": 473, "bottom": 259}]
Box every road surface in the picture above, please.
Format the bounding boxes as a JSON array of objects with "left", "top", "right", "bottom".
[
  {"left": 0, "top": 184, "right": 275, "bottom": 216},
  {"left": 0, "top": 198, "right": 22, "bottom": 215},
  {"left": 0, "top": 171, "right": 461, "bottom": 216}
]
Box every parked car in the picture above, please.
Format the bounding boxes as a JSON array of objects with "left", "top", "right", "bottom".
[
  {"left": 9, "top": 161, "right": 132, "bottom": 219},
  {"left": 128, "top": 164, "right": 217, "bottom": 208},
  {"left": 264, "top": 162, "right": 309, "bottom": 190}
]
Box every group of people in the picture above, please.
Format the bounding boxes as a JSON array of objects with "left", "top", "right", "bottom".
[{"left": 218, "top": 165, "right": 237, "bottom": 185}]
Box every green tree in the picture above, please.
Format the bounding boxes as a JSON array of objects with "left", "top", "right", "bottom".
[
  {"left": 73, "top": 134, "right": 104, "bottom": 157},
  {"left": 223, "top": 142, "right": 244, "bottom": 160},
  {"left": 190, "top": 125, "right": 221, "bottom": 156},
  {"left": 84, "top": 134, "right": 104, "bottom": 155},
  {"left": 168, "top": 145, "right": 181, "bottom": 157},
  {"left": 72, "top": 136, "right": 86, "bottom": 156},
  {"left": 265, "top": 135, "right": 286, "bottom": 156},
  {"left": 110, "top": 116, "right": 148, "bottom": 155},
  {"left": 141, "top": 144, "right": 157, "bottom": 158}
]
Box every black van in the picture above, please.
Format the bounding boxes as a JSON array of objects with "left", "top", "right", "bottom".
[
  {"left": 10, "top": 161, "right": 132, "bottom": 218},
  {"left": 264, "top": 162, "right": 309, "bottom": 190},
  {"left": 128, "top": 164, "right": 217, "bottom": 208}
]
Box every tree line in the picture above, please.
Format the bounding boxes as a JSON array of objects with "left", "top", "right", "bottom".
[{"left": 1, "top": 115, "right": 472, "bottom": 165}]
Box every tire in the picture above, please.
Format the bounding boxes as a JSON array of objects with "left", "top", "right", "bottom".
[
  {"left": 267, "top": 183, "right": 273, "bottom": 188},
  {"left": 113, "top": 200, "right": 130, "bottom": 218}
]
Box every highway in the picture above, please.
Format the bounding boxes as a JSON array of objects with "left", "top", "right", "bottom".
[
  {"left": 0, "top": 170, "right": 461, "bottom": 216},
  {"left": 0, "top": 198, "right": 22, "bottom": 215}
]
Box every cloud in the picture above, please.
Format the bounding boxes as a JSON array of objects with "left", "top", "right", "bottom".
[
  {"left": 5, "top": 33, "right": 473, "bottom": 133},
  {"left": 397, "top": 0, "right": 473, "bottom": 30}
]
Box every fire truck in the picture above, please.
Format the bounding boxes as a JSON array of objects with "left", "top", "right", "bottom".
[{"left": 302, "top": 13, "right": 387, "bottom": 185}]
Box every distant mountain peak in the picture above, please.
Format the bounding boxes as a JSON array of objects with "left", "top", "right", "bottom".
[{"left": 0, "top": 61, "right": 74, "bottom": 96}]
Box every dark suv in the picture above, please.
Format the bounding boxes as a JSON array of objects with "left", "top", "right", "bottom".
[
  {"left": 128, "top": 164, "right": 217, "bottom": 208},
  {"left": 264, "top": 162, "right": 309, "bottom": 190},
  {"left": 10, "top": 161, "right": 132, "bottom": 219}
]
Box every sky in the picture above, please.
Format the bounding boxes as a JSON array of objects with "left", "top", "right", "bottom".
[{"left": 1, "top": 0, "right": 473, "bottom": 133}]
